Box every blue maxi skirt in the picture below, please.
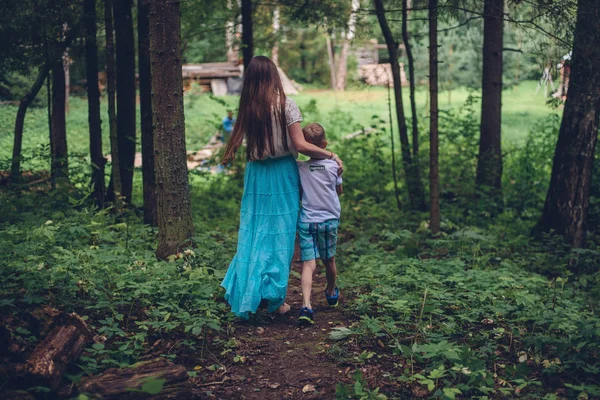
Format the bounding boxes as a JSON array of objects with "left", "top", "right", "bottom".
[{"left": 221, "top": 155, "right": 300, "bottom": 319}]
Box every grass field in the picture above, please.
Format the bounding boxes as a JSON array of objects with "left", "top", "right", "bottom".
[{"left": 0, "top": 80, "right": 556, "bottom": 171}]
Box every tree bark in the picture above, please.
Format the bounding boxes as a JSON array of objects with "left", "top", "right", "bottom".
[
  {"left": 11, "top": 63, "right": 50, "bottom": 180},
  {"left": 325, "top": 32, "right": 337, "bottom": 91},
  {"left": 113, "top": 0, "right": 136, "bottom": 204},
  {"left": 335, "top": 0, "right": 359, "bottom": 91},
  {"left": 241, "top": 0, "right": 253, "bottom": 70},
  {"left": 387, "top": 76, "right": 402, "bottom": 212},
  {"left": 476, "top": 0, "right": 504, "bottom": 199},
  {"left": 533, "top": 0, "right": 600, "bottom": 247},
  {"left": 84, "top": 0, "right": 105, "bottom": 208},
  {"left": 105, "top": 0, "right": 122, "bottom": 210},
  {"left": 149, "top": 0, "right": 195, "bottom": 259},
  {"left": 402, "top": 0, "right": 419, "bottom": 157},
  {"left": 429, "top": 0, "right": 440, "bottom": 234},
  {"left": 374, "top": 0, "right": 426, "bottom": 211},
  {"left": 51, "top": 58, "right": 69, "bottom": 186},
  {"left": 271, "top": 6, "right": 280, "bottom": 66},
  {"left": 63, "top": 51, "right": 70, "bottom": 113},
  {"left": 26, "top": 313, "right": 92, "bottom": 390},
  {"left": 138, "top": 0, "right": 157, "bottom": 226},
  {"left": 226, "top": 0, "right": 239, "bottom": 64}
]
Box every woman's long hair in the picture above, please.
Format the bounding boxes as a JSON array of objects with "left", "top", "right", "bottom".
[{"left": 223, "top": 56, "right": 288, "bottom": 163}]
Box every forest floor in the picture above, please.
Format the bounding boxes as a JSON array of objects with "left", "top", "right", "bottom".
[{"left": 200, "top": 250, "right": 358, "bottom": 399}]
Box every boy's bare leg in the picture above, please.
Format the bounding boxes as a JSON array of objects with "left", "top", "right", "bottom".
[
  {"left": 301, "top": 259, "right": 317, "bottom": 309},
  {"left": 323, "top": 257, "right": 337, "bottom": 297}
]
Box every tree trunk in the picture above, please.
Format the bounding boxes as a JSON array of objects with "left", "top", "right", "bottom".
[
  {"left": 387, "top": 76, "right": 402, "bottom": 212},
  {"left": 533, "top": 0, "right": 600, "bottom": 247},
  {"left": 84, "top": 0, "right": 105, "bottom": 208},
  {"left": 226, "top": 0, "right": 238, "bottom": 64},
  {"left": 105, "top": 0, "right": 122, "bottom": 210},
  {"left": 271, "top": 6, "right": 280, "bottom": 66},
  {"left": 325, "top": 32, "right": 337, "bottom": 91},
  {"left": 374, "top": 0, "right": 426, "bottom": 211},
  {"left": 429, "top": 0, "right": 440, "bottom": 234},
  {"left": 11, "top": 63, "right": 50, "bottom": 180},
  {"left": 241, "top": 0, "right": 253, "bottom": 70},
  {"left": 113, "top": 0, "right": 136, "bottom": 204},
  {"left": 402, "top": 0, "right": 419, "bottom": 157},
  {"left": 138, "top": 0, "right": 157, "bottom": 226},
  {"left": 63, "top": 51, "right": 70, "bottom": 113},
  {"left": 47, "top": 68, "right": 52, "bottom": 158},
  {"left": 149, "top": 0, "right": 195, "bottom": 259},
  {"left": 300, "top": 31, "right": 307, "bottom": 71},
  {"left": 335, "top": 0, "right": 359, "bottom": 91},
  {"left": 476, "top": 0, "right": 504, "bottom": 199},
  {"left": 51, "top": 58, "right": 69, "bottom": 186}
]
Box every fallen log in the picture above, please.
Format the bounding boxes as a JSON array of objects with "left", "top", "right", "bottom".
[
  {"left": 25, "top": 313, "right": 92, "bottom": 390},
  {"left": 77, "top": 358, "right": 191, "bottom": 399},
  {"left": 1, "top": 391, "right": 36, "bottom": 400}
]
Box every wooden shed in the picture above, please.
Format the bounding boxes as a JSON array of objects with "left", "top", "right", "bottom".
[
  {"left": 181, "top": 62, "right": 299, "bottom": 95},
  {"left": 182, "top": 62, "right": 243, "bottom": 95}
]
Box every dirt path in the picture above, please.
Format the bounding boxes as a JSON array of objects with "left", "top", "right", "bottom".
[{"left": 205, "top": 253, "right": 355, "bottom": 399}]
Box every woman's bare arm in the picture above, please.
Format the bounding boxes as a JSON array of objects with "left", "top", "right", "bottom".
[{"left": 289, "top": 122, "right": 344, "bottom": 174}]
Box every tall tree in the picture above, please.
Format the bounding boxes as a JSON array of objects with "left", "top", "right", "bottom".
[
  {"left": 226, "top": 0, "right": 238, "bottom": 63},
  {"left": 388, "top": 75, "right": 402, "bottom": 212},
  {"left": 402, "top": 0, "right": 419, "bottom": 157},
  {"left": 429, "top": 0, "right": 440, "bottom": 234},
  {"left": 241, "top": 0, "right": 253, "bottom": 69},
  {"left": 112, "top": 0, "right": 136, "bottom": 203},
  {"left": 11, "top": 63, "right": 50, "bottom": 180},
  {"left": 149, "top": 0, "right": 195, "bottom": 259},
  {"left": 84, "top": 0, "right": 105, "bottom": 207},
  {"left": 533, "top": 0, "right": 600, "bottom": 247},
  {"left": 325, "top": 31, "right": 337, "bottom": 90},
  {"left": 63, "top": 50, "right": 70, "bottom": 113},
  {"left": 105, "top": 0, "right": 122, "bottom": 210},
  {"left": 373, "top": 0, "right": 426, "bottom": 211},
  {"left": 138, "top": 0, "right": 157, "bottom": 226},
  {"left": 475, "top": 0, "right": 504, "bottom": 200},
  {"left": 335, "top": 0, "right": 359, "bottom": 91},
  {"left": 271, "top": 5, "right": 280, "bottom": 66},
  {"left": 50, "top": 57, "right": 69, "bottom": 186}
]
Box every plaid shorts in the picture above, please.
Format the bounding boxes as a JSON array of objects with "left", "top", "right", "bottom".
[{"left": 298, "top": 219, "right": 340, "bottom": 261}]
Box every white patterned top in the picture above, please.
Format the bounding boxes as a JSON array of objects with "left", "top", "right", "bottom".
[{"left": 250, "top": 97, "right": 303, "bottom": 160}]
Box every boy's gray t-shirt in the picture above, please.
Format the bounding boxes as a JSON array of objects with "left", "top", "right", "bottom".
[{"left": 297, "top": 159, "right": 342, "bottom": 223}]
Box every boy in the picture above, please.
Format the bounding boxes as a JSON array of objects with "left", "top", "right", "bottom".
[
  {"left": 221, "top": 110, "right": 236, "bottom": 143},
  {"left": 297, "top": 123, "right": 343, "bottom": 325}
]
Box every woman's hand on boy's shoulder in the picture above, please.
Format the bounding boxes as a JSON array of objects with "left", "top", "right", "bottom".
[{"left": 333, "top": 155, "right": 343, "bottom": 176}]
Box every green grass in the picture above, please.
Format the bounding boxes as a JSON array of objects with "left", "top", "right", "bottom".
[
  {"left": 293, "top": 80, "right": 556, "bottom": 143},
  {"left": 0, "top": 80, "right": 555, "bottom": 172}
]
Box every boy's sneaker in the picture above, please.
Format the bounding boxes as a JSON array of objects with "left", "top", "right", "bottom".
[
  {"left": 325, "top": 287, "right": 340, "bottom": 307},
  {"left": 298, "top": 307, "right": 314, "bottom": 325}
]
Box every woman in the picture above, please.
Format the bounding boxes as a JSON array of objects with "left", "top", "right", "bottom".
[{"left": 221, "top": 56, "right": 343, "bottom": 319}]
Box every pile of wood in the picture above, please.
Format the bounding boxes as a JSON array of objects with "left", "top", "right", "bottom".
[
  {"left": 1, "top": 307, "right": 194, "bottom": 399},
  {"left": 359, "top": 63, "right": 408, "bottom": 87}
]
